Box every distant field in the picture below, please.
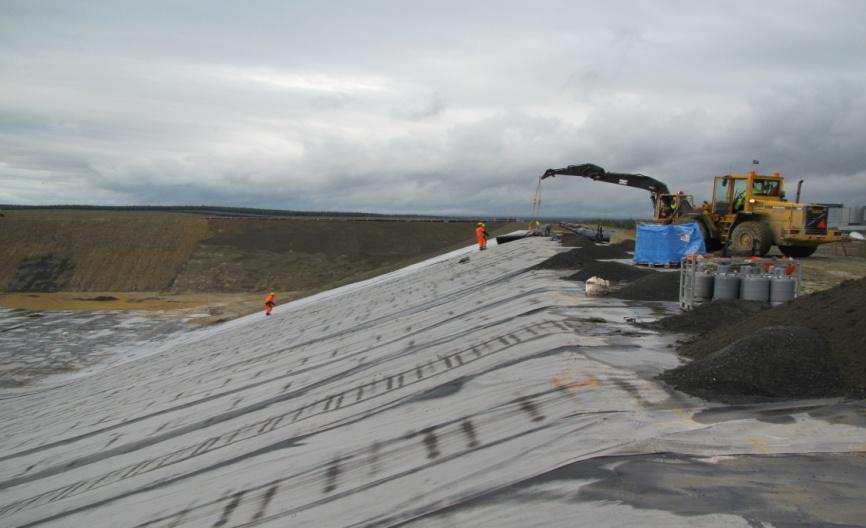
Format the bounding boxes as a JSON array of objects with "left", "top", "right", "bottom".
[{"left": 0, "top": 210, "right": 521, "bottom": 294}]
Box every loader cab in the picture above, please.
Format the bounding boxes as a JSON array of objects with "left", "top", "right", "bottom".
[
  {"left": 751, "top": 177, "right": 783, "bottom": 198},
  {"left": 655, "top": 192, "right": 694, "bottom": 222},
  {"left": 711, "top": 171, "right": 785, "bottom": 217},
  {"left": 711, "top": 176, "right": 737, "bottom": 216}
]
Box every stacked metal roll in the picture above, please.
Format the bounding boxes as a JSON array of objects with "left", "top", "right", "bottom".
[
  {"left": 740, "top": 274, "right": 771, "bottom": 301},
  {"left": 712, "top": 273, "right": 740, "bottom": 300},
  {"left": 770, "top": 276, "right": 797, "bottom": 306},
  {"left": 694, "top": 271, "right": 715, "bottom": 300}
]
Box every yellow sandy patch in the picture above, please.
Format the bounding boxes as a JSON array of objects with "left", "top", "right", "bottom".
[
  {"left": 0, "top": 291, "right": 234, "bottom": 311},
  {"left": 0, "top": 291, "right": 305, "bottom": 325}
]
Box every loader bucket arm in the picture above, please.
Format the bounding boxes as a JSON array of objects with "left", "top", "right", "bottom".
[{"left": 541, "top": 163, "right": 670, "bottom": 203}]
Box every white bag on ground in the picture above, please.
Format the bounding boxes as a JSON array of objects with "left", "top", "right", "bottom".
[{"left": 585, "top": 276, "right": 610, "bottom": 297}]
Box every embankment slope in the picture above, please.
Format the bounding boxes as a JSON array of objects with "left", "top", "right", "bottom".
[
  {"left": 0, "top": 210, "right": 518, "bottom": 293},
  {"left": 0, "top": 210, "right": 208, "bottom": 291}
]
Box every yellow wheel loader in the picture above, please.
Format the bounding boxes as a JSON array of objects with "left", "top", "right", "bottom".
[{"left": 541, "top": 163, "right": 843, "bottom": 257}]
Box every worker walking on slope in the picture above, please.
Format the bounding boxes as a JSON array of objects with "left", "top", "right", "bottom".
[
  {"left": 264, "top": 292, "right": 276, "bottom": 316},
  {"left": 476, "top": 222, "right": 489, "bottom": 251}
]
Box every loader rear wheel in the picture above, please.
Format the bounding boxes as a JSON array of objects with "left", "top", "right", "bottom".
[
  {"left": 730, "top": 221, "right": 772, "bottom": 256},
  {"left": 779, "top": 245, "right": 817, "bottom": 258}
]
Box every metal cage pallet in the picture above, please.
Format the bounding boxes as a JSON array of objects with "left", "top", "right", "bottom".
[{"left": 679, "top": 255, "right": 803, "bottom": 310}]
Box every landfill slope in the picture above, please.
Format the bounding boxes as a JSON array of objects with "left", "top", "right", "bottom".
[{"left": 1, "top": 238, "right": 865, "bottom": 528}]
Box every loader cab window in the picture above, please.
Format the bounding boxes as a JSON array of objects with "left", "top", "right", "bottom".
[
  {"left": 753, "top": 179, "right": 781, "bottom": 197},
  {"left": 732, "top": 178, "right": 748, "bottom": 211},
  {"left": 712, "top": 177, "right": 729, "bottom": 215},
  {"left": 657, "top": 195, "right": 671, "bottom": 218}
]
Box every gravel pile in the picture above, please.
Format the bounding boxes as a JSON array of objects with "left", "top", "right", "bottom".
[
  {"left": 559, "top": 233, "right": 594, "bottom": 246},
  {"left": 610, "top": 272, "right": 680, "bottom": 302},
  {"left": 659, "top": 277, "right": 866, "bottom": 399},
  {"left": 532, "top": 249, "right": 590, "bottom": 270},
  {"left": 534, "top": 243, "right": 631, "bottom": 271},
  {"left": 659, "top": 326, "right": 844, "bottom": 401},
  {"left": 533, "top": 234, "right": 681, "bottom": 301},
  {"left": 580, "top": 243, "right": 631, "bottom": 259},
  {"left": 567, "top": 261, "right": 654, "bottom": 283},
  {"left": 641, "top": 300, "right": 767, "bottom": 333}
]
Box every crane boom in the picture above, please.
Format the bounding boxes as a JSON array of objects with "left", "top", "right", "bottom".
[{"left": 541, "top": 163, "right": 670, "bottom": 204}]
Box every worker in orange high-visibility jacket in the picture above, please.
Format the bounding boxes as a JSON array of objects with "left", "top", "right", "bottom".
[
  {"left": 264, "top": 292, "right": 276, "bottom": 316},
  {"left": 475, "top": 222, "right": 489, "bottom": 251}
]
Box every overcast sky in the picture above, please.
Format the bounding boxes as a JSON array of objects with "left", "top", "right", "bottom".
[{"left": 2, "top": 1, "right": 865, "bottom": 217}]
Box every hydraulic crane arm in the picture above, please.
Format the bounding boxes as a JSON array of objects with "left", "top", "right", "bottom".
[{"left": 541, "top": 163, "right": 670, "bottom": 204}]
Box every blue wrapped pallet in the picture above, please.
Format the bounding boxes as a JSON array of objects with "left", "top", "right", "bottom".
[{"left": 634, "top": 222, "right": 706, "bottom": 265}]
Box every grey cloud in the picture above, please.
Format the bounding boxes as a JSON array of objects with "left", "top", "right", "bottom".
[{"left": 1, "top": 1, "right": 865, "bottom": 216}]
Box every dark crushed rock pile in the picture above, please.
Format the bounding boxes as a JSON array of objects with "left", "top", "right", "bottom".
[
  {"left": 533, "top": 235, "right": 680, "bottom": 301},
  {"left": 610, "top": 272, "right": 680, "bottom": 302},
  {"left": 641, "top": 300, "right": 767, "bottom": 333},
  {"left": 659, "top": 326, "right": 843, "bottom": 401},
  {"left": 578, "top": 243, "right": 631, "bottom": 260},
  {"left": 559, "top": 233, "right": 594, "bottom": 246},
  {"left": 559, "top": 231, "right": 635, "bottom": 251},
  {"left": 532, "top": 248, "right": 589, "bottom": 270},
  {"left": 660, "top": 277, "right": 866, "bottom": 399},
  {"left": 567, "top": 261, "right": 654, "bottom": 283},
  {"left": 534, "top": 243, "right": 630, "bottom": 270}
]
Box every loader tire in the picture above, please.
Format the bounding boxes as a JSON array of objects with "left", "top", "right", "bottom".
[
  {"left": 779, "top": 245, "right": 817, "bottom": 258},
  {"left": 730, "top": 221, "right": 772, "bottom": 256},
  {"left": 697, "top": 221, "right": 722, "bottom": 252}
]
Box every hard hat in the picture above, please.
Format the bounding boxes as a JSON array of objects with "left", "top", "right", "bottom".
[{"left": 478, "top": 222, "right": 484, "bottom": 226}]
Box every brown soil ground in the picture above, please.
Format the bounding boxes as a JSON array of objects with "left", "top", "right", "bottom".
[
  {"left": 751, "top": 240, "right": 866, "bottom": 293},
  {"left": 798, "top": 254, "right": 866, "bottom": 294}
]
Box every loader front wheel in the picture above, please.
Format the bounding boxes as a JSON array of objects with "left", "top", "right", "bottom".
[
  {"left": 730, "top": 221, "right": 772, "bottom": 256},
  {"left": 779, "top": 245, "right": 818, "bottom": 258},
  {"left": 697, "top": 221, "right": 722, "bottom": 252}
]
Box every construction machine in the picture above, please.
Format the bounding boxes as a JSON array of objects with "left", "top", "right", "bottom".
[{"left": 541, "top": 163, "right": 843, "bottom": 257}]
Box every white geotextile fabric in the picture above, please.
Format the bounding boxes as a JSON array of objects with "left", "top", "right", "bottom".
[{"left": 0, "top": 237, "right": 863, "bottom": 528}]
